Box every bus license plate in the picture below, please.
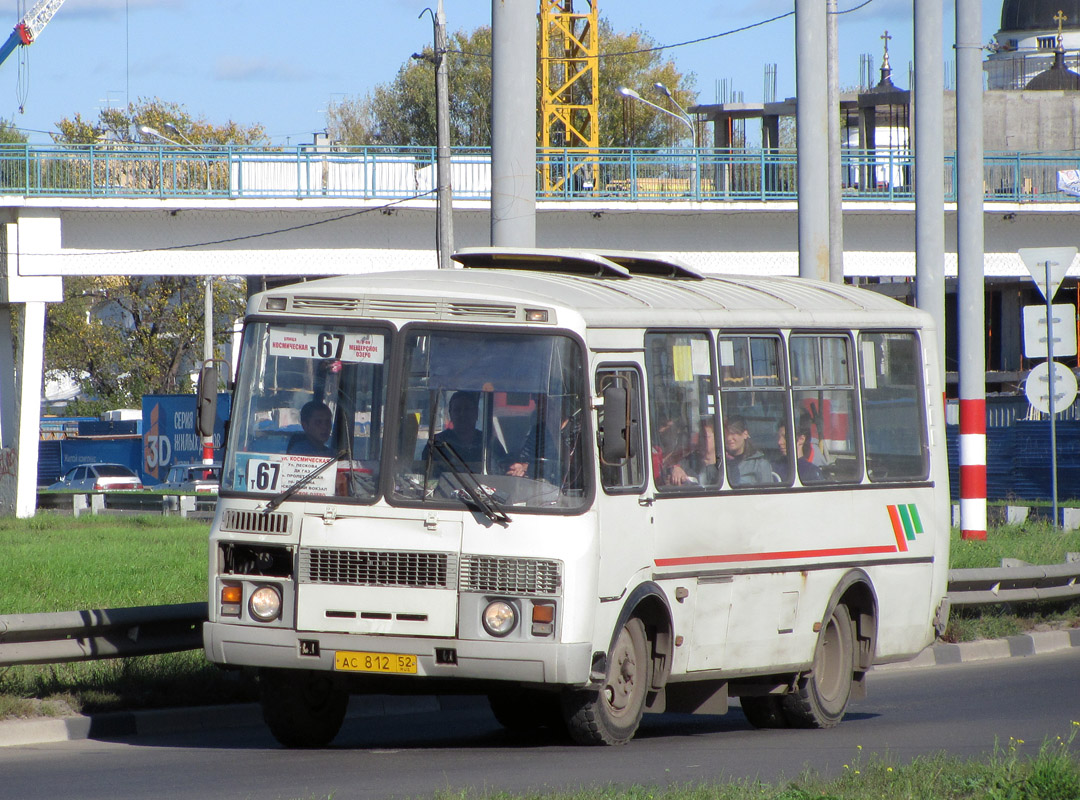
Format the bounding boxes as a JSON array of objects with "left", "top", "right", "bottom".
[{"left": 334, "top": 651, "right": 418, "bottom": 674}]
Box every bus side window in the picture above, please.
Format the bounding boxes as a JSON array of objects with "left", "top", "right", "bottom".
[
  {"left": 645, "top": 332, "right": 720, "bottom": 491},
  {"left": 718, "top": 334, "right": 790, "bottom": 487},
  {"left": 790, "top": 334, "right": 863, "bottom": 484},
  {"left": 858, "top": 331, "right": 929, "bottom": 481},
  {"left": 596, "top": 367, "right": 646, "bottom": 493}
]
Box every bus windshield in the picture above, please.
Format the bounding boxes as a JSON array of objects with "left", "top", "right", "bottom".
[
  {"left": 391, "top": 329, "right": 588, "bottom": 512},
  {"left": 223, "top": 321, "right": 388, "bottom": 501}
]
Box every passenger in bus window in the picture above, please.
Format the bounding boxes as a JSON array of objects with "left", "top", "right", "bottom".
[
  {"left": 651, "top": 415, "right": 691, "bottom": 486},
  {"left": 286, "top": 401, "right": 335, "bottom": 457},
  {"left": 723, "top": 416, "right": 773, "bottom": 486},
  {"left": 656, "top": 416, "right": 720, "bottom": 487},
  {"left": 776, "top": 420, "right": 824, "bottom": 484}
]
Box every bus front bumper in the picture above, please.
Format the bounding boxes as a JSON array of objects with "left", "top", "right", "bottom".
[{"left": 203, "top": 621, "right": 594, "bottom": 686}]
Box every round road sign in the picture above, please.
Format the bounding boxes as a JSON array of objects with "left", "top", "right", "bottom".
[{"left": 1024, "top": 360, "right": 1079, "bottom": 415}]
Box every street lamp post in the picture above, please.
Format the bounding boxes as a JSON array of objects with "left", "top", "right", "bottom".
[
  {"left": 617, "top": 86, "right": 699, "bottom": 199},
  {"left": 137, "top": 123, "right": 212, "bottom": 192}
]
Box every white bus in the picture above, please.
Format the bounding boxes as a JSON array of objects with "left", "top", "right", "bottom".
[{"left": 203, "top": 248, "right": 950, "bottom": 747}]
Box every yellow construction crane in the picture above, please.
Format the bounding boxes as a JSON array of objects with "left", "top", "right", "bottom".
[{"left": 539, "top": 0, "right": 598, "bottom": 195}]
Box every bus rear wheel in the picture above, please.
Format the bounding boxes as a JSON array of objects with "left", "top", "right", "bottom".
[
  {"left": 782, "top": 604, "right": 856, "bottom": 728},
  {"left": 259, "top": 668, "right": 348, "bottom": 748},
  {"left": 562, "top": 617, "right": 651, "bottom": 745}
]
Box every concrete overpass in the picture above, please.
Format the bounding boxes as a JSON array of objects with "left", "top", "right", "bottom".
[{"left": 2, "top": 190, "right": 1079, "bottom": 516}]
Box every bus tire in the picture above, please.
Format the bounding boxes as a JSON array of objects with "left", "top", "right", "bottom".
[
  {"left": 562, "top": 617, "right": 651, "bottom": 745},
  {"left": 488, "top": 689, "right": 564, "bottom": 732},
  {"left": 259, "top": 668, "right": 348, "bottom": 748},
  {"left": 740, "top": 696, "right": 789, "bottom": 729},
  {"left": 782, "top": 604, "right": 855, "bottom": 728}
]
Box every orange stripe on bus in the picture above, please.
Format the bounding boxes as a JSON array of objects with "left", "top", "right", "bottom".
[
  {"left": 655, "top": 544, "right": 898, "bottom": 568},
  {"left": 887, "top": 504, "right": 908, "bottom": 552}
]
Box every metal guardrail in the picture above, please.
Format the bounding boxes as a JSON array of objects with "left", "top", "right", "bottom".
[
  {"left": 0, "top": 143, "right": 1077, "bottom": 203},
  {"left": 0, "top": 602, "right": 205, "bottom": 667},
  {"left": 36, "top": 491, "right": 216, "bottom": 520},
  {"left": 947, "top": 560, "right": 1080, "bottom": 607},
  {"left": 0, "top": 562, "right": 1077, "bottom": 667}
]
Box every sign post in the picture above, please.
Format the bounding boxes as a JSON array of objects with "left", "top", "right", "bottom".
[{"left": 1018, "top": 246, "right": 1078, "bottom": 528}]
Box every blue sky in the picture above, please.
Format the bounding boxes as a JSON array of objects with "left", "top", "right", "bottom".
[{"left": 3, "top": 0, "right": 1004, "bottom": 145}]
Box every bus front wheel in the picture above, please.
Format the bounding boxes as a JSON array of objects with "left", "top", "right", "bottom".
[
  {"left": 562, "top": 617, "right": 651, "bottom": 745},
  {"left": 259, "top": 667, "right": 348, "bottom": 748},
  {"left": 783, "top": 604, "right": 856, "bottom": 728}
]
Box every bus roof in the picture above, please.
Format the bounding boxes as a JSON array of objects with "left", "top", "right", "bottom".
[{"left": 253, "top": 249, "right": 932, "bottom": 332}]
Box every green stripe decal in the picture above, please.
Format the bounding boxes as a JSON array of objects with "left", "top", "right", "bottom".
[
  {"left": 898, "top": 504, "right": 915, "bottom": 540},
  {"left": 908, "top": 503, "right": 924, "bottom": 535}
]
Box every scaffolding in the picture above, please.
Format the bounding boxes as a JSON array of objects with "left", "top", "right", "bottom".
[{"left": 539, "top": 0, "right": 598, "bottom": 194}]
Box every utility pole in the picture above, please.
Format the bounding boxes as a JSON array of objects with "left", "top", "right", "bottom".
[
  {"left": 434, "top": 0, "right": 454, "bottom": 269},
  {"left": 914, "top": 0, "right": 946, "bottom": 390},
  {"left": 956, "top": 0, "right": 986, "bottom": 540},
  {"left": 490, "top": 0, "right": 536, "bottom": 247},
  {"left": 795, "top": 0, "right": 830, "bottom": 281},
  {"left": 202, "top": 276, "right": 214, "bottom": 465},
  {"left": 826, "top": 0, "right": 844, "bottom": 283}
]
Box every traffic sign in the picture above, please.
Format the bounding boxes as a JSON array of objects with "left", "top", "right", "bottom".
[
  {"left": 1024, "top": 360, "right": 1078, "bottom": 415},
  {"left": 1018, "top": 246, "right": 1077, "bottom": 302},
  {"left": 1022, "top": 304, "right": 1078, "bottom": 359}
]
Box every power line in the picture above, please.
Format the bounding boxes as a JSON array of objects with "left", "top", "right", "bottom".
[{"left": 452, "top": 0, "right": 877, "bottom": 62}]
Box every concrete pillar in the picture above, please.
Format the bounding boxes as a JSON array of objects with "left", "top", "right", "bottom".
[
  {"left": 490, "top": 0, "right": 536, "bottom": 247},
  {"left": 0, "top": 213, "right": 64, "bottom": 517},
  {"left": 956, "top": 0, "right": 987, "bottom": 540},
  {"left": 713, "top": 113, "right": 731, "bottom": 197},
  {"left": 795, "top": 0, "right": 831, "bottom": 280},
  {"left": 914, "top": 0, "right": 946, "bottom": 391}
]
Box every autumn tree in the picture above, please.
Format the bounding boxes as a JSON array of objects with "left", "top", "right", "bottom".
[
  {"left": 53, "top": 97, "right": 267, "bottom": 146},
  {"left": 45, "top": 275, "right": 246, "bottom": 415},
  {"left": 0, "top": 117, "right": 27, "bottom": 144},
  {"left": 326, "top": 20, "right": 695, "bottom": 149}
]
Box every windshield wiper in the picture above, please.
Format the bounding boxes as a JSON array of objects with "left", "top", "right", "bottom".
[
  {"left": 264, "top": 449, "right": 347, "bottom": 512},
  {"left": 431, "top": 440, "right": 510, "bottom": 526}
]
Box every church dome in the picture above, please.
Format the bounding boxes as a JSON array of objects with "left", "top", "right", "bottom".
[
  {"left": 1001, "top": 0, "right": 1080, "bottom": 31},
  {"left": 1025, "top": 47, "right": 1080, "bottom": 87}
]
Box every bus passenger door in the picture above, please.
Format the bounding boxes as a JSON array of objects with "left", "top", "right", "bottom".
[{"left": 594, "top": 364, "right": 654, "bottom": 600}]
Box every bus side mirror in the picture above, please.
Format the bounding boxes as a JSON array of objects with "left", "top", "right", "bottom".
[
  {"left": 600, "top": 385, "right": 630, "bottom": 464},
  {"left": 196, "top": 364, "right": 219, "bottom": 438}
]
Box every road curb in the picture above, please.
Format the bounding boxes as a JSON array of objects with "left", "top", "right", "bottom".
[
  {"left": 0, "top": 693, "right": 487, "bottom": 748},
  {"left": 3, "top": 630, "right": 1078, "bottom": 748},
  {"left": 872, "top": 627, "right": 1080, "bottom": 672}
]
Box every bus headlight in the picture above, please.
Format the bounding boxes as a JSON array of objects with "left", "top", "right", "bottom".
[
  {"left": 482, "top": 600, "right": 517, "bottom": 637},
  {"left": 249, "top": 585, "right": 282, "bottom": 621}
]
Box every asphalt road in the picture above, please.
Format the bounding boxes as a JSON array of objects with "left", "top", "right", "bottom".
[{"left": 1, "top": 650, "right": 1078, "bottom": 800}]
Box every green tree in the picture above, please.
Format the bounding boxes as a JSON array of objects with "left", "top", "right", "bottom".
[
  {"left": 45, "top": 276, "right": 246, "bottom": 415},
  {"left": 0, "top": 116, "right": 27, "bottom": 144},
  {"left": 326, "top": 20, "right": 695, "bottom": 148},
  {"left": 53, "top": 97, "right": 267, "bottom": 146}
]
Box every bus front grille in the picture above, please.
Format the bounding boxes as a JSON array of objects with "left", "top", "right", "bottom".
[
  {"left": 300, "top": 548, "right": 455, "bottom": 589},
  {"left": 460, "top": 555, "right": 562, "bottom": 596},
  {"left": 220, "top": 509, "right": 293, "bottom": 535}
]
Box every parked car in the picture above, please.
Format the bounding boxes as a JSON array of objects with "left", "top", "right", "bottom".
[
  {"left": 157, "top": 463, "right": 221, "bottom": 494},
  {"left": 47, "top": 463, "right": 143, "bottom": 491}
]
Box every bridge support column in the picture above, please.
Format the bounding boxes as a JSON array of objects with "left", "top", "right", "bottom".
[{"left": 0, "top": 214, "right": 63, "bottom": 517}]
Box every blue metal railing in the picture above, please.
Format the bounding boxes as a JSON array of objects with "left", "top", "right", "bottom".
[{"left": 0, "top": 143, "right": 1077, "bottom": 204}]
